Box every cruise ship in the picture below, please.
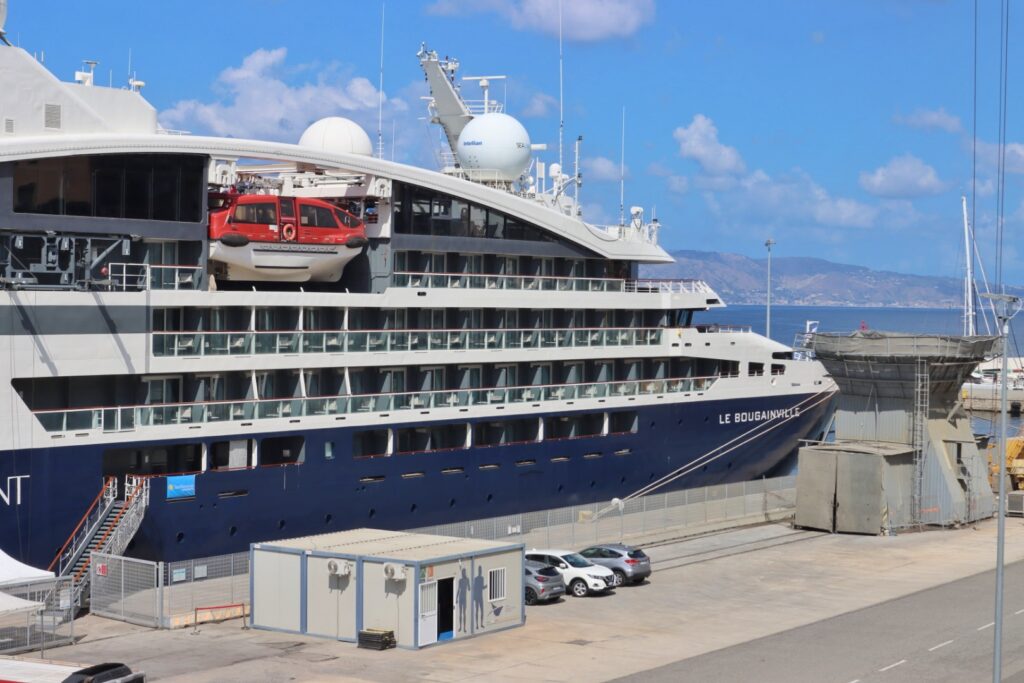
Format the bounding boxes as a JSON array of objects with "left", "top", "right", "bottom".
[{"left": 0, "top": 28, "right": 836, "bottom": 581}]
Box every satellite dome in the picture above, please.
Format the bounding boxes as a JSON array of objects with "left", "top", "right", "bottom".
[
  {"left": 456, "top": 113, "right": 531, "bottom": 181},
  {"left": 298, "top": 117, "right": 373, "bottom": 156}
]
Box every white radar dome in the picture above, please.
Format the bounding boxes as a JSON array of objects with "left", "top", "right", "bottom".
[
  {"left": 456, "top": 113, "right": 531, "bottom": 181},
  {"left": 299, "top": 117, "right": 373, "bottom": 156},
  {"left": 0, "top": 0, "right": 7, "bottom": 33}
]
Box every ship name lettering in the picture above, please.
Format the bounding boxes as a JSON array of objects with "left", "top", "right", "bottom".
[
  {"left": 730, "top": 408, "right": 801, "bottom": 424},
  {"left": 0, "top": 475, "right": 29, "bottom": 506}
]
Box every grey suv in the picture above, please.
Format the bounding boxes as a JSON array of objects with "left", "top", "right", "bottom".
[
  {"left": 579, "top": 544, "right": 652, "bottom": 586},
  {"left": 524, "top": 560, "right": 565, "bottom": 604}
]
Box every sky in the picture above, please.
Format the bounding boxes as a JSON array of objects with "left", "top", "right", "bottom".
[{"left": 6, "top": 0, "right": 1024, "bottom": 284}]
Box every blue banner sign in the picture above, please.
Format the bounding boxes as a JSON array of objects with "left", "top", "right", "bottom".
[{"left": 166, "top": 475, "right": 196, "bottom": 499}]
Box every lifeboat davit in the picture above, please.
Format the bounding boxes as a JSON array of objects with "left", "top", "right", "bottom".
[{"left": 208, "top": 194, "right": 368, "bottom": 282}]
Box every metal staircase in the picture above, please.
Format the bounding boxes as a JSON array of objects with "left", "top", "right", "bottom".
[
  {"left": 49, "top": 476, "right": 150, "bottom": 607},
  {"left": 911, "top": 358, "right": 930, "bottom": 525}
]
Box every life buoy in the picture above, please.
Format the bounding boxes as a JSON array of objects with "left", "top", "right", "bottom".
[{"left": 281, "top": 223, "right": 297, "bottom": 242}]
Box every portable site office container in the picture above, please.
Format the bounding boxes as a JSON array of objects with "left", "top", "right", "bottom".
[{"left": 250, "top": 528, "right": 525, "bottom": 648}]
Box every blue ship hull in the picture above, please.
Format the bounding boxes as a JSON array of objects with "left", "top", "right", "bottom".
[{"left": 0, "top": 393, "right": 832, "bottom": 568}]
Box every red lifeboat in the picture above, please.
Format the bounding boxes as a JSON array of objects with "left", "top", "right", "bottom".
[{"left": 208, "top": 195, "right": 368, "bottom": 283}]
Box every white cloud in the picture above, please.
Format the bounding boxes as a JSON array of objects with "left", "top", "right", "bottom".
[
  {"left": 738, "top": 169, "right": 877, "bottom": 229},
  {"left": 673, "top": 114, "right": 746, "bottom": 176},
  {"left": 859, "top": 154, "right": 948, "bottom": 198},
  {"left": 521, "top": 92, "right": 558, "bottom": 118},
  {"left": 976, "top": 140, "right": 1024, "bottom": 174},
  {"left": 894, "top": 107, "right": 962, "bottom": 133},
  {"left": 159, "top": 47, "right": 409, "bottom": 144},
  {"left": 582, "top": 156, "right": 624, "bottom": 181},
  {"left": 427, "top": 0, "right": 655, "bottom": 42},
  {"left": 667, "top": 175, "right": 689, "bottom": 194}
]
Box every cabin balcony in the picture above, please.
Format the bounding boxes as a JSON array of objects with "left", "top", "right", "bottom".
[
  {"left": 32, "top": 375, "right": 719, "bottom": 434},
  {"left": 391, "top": 271, "right": 713, "bottom": 295},
  {"left": 151, "top": 326, "right": 666, "bottom": 357}
]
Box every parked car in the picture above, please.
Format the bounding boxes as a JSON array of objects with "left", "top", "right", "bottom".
[
  {"left": 524, "top": 560, "right": 565, "bottom": 605},
  {"left": 579, "top": 543, "right": 652, "bottom": 586},
  {"left": 526, "top": 549, "right": 615, "bottom": 597}
]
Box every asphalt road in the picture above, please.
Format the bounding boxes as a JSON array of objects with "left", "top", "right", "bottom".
[{"left": 615, "top": 559, "right": 1024, "bottom": 683}]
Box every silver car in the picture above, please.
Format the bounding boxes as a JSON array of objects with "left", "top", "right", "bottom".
[
  {"left": 524, "top": 560, "right": 565, "bottom": 605},
  {"left": 579, "top": 543, "right": 652, "bottom": 586}
]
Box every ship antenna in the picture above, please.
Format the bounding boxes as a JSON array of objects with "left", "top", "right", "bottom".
[
  {"left": 0, "top": 0, "right": 10, "bottom": 47},
  {"left": 377, "top": 1, "right": 386, "bottom": 159},
  {"left": 619, "top": 106, "right": 626, "bottom": 226},
  {"left": 558, "top": 0, "right": 564, "bottom": 185}
]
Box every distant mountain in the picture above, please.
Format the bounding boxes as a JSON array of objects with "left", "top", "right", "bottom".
[{"left": 641, "top": 250, "right": 1023, "bottom": 308}]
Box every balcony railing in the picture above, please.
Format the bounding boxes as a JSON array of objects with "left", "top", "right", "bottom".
[
  {"left": 152, "top": 326, "right": 665, "bottom": 357},
  {"left": 108, "top": 263, "right": 203, "bottom": 291},
  {"left": 33, "top": 375, "right": 719, "bottom": 434},
  {"left": 392, "top": 271, "right": 712, "bottom": 294}
]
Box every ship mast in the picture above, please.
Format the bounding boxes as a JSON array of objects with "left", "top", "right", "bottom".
[{"left": 962, "top": 195, "right": 976, "bottom": 336}]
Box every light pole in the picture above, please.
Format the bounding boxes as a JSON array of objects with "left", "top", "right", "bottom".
[
  {"left": 981, "top": 291, "right": 1023, "bottom": 682},
  {"left": 765, "top": 239, "right": 775, "bottom": 340}
]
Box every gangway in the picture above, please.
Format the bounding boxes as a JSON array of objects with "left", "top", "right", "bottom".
[{"left": 48, "top": 476, "right": 150, "bottom": 607}]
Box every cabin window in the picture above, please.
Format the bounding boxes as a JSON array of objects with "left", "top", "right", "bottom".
[
  {"left": 300, "top": 204, "right": 337, "bottom": 228},
  {"left": 210, "top": 439, "right": 254, "bottom": 470},
  {"left": 353, "top": 429, "right": 391, "bottom": 458},
  {"left": 609, "top": 411, "right": 639, "bottom": 434},
  {"left": 260, "top": 435, "right": 305, "bottom": 465}
]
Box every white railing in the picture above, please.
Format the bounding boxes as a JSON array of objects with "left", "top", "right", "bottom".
[
  {"left": 102, "top": 476, "right": 150, "bottom": 559},
  {"left": 34, "top": 375, "right": 720, "bottom": 434},
  {"left": 393, "top": 271, "right": 713, "bottom": 295},
  {"left": 152, "top": 326, "right": 665, "bottom": 357},
  {"left": 107, "top": 263, "right": 203, "bottom": 291}
]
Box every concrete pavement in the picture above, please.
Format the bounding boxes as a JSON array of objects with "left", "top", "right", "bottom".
[{"left": 34, "top": 516, "right": 1024, "bottom": 681}]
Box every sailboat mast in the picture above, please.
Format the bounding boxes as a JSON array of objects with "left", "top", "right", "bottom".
[{"left": 962, "top": 195, "right": 976, "bottom": 336}]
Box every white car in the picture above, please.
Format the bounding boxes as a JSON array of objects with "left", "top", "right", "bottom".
[{"left": 526, "top": 549, "right": 615, "bottom": 597}]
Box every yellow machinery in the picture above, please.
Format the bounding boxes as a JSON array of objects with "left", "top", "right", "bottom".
[{"left": 989, "top": 435, "right": 1024, "bottom": 491}]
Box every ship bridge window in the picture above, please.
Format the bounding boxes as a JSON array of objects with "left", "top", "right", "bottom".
[
  {"left": 260, "top": 435, "right": 305, "bottom": 466},
  {"left": 14, "top": 154, "right": 204, "bottom": 222},
  {"left": 748, "top": 362, "right": 765, "bottom": 377},
  {"left": 771, "top": 363, "right": 786, "bottom": 376}
]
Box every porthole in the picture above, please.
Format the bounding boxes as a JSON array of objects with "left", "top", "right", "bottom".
[
  {"left": 228, "top": 526, "right": 237, "bottom": 537},
  {"left": 410, "top": 503, "right": 417, "bottom": 513},
  {"left": 176, "top": 532, "right": 185, "bottom": 543},
  {"left": 449, "top": 498, "right": 456, "bottom": 508},
  {"left": 324, "top": 514, "right": 333, "bottom": 525},
  {"left": 278, "top": 519, "right": 286, "bottom": 530},
  {"left": 486, "top": 493, "right": 493, "bottom": 502},
  {"left": 368, "top": 508, "right": 376, "bottom": 518}
]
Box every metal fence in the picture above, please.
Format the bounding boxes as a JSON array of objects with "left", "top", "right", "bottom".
[
  {"left": 162, "top": 552, "right": 249, "bottom": 629},
  {"left": 410, "top": 476, "right": 796, "bottom": 549},
  {"left": 91, "top": 551, "right": 248, "bottom": 629},
  {"left": 89, "top": 477, "right": 794, "bottom": 628},
  {"left": 0, "top": 578, "right": 75, "bottom": 655},
  {"left": 91, "top": 553, "right": 161, "bottom": 627}
]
